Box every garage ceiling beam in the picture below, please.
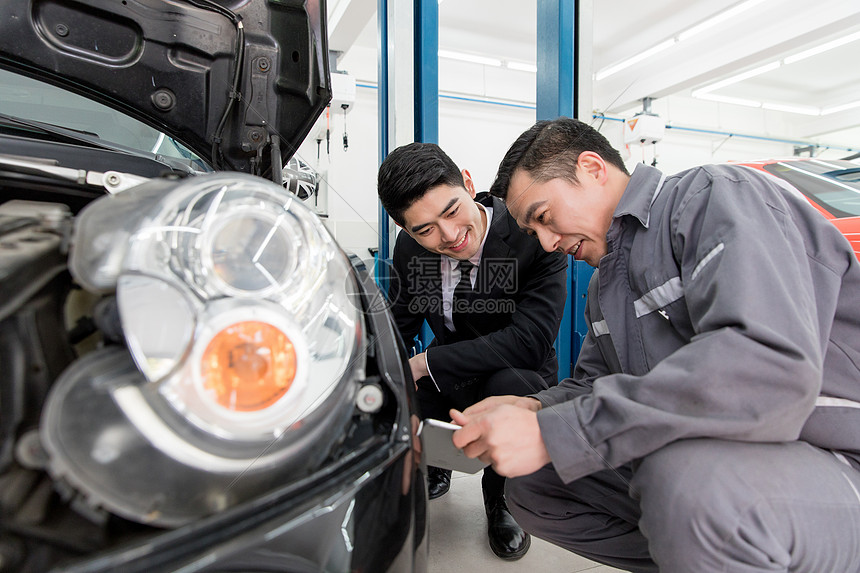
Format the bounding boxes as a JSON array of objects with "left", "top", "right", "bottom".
[
  {"left": 594, "top": 0, "right": 860, "bottom": 114},
  {"left": 328, "top": 0, "right": 375, "bottom": 54}
]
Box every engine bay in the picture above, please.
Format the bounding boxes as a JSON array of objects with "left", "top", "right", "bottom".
[{"left": 0, "top": 200, "right": 159, "bottom": 571}]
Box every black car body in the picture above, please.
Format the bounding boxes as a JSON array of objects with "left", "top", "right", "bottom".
[{"left": 0, "top": 1, "right": 427, "bottom": 571}]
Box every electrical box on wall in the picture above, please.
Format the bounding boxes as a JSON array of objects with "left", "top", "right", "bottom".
[
  {"left": 331, "top": 72, "right": 356, "bottom": 113},
  {"left": 624, "top": 113, "right": 664, "bottom": 145}
]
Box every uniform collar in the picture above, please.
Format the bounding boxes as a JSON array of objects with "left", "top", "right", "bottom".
[{"left": 614, "top": 163, "right": 665, "bottom": 229}]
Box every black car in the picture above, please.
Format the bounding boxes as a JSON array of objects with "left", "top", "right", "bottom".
[{"left": 0, "top": 1, "right": 427, "bottom": 571}]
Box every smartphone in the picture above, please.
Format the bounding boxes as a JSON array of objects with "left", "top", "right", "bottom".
[{"left": 420, "top": 418, "right": 487, "bottom": 474}]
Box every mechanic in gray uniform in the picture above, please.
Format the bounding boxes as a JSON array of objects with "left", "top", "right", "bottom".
[{"left": 450, "top": 116, "right": 860, "bottom": 572}]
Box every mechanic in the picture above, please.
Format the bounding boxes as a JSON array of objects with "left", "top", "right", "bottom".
[
  {"left": 377, "top": 142, "right": 567, "bottom": 560},
  {"left": 451, "top": 117, "right": 860, "bottom": 572}
]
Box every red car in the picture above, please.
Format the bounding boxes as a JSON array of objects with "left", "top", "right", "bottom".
[{"left": 738, "top": 158, "right": 860, "bottom": 260}]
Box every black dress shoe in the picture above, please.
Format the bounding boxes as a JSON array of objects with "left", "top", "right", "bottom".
[
  {"left": 485, "top": 493, "right": 531, "bottom": 560},
  {"left": 427, "top": 466, "right": 451, "bottom": 500}
]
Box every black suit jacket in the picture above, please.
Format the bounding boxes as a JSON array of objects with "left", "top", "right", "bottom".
[{"left": 388, "top": 193, "right": 568, "bottom": 393}]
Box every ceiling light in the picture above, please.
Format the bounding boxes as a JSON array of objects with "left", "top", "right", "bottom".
[
  {"left": 507, "top": 61, "right": 537, "bottom": 73},
  {"left": 595, "top": 38, "right": 676, "bottom": 81},
  {"left": 822, "top": 100, "right": 860, "bottom": 115},
  {"left": 692, "top": 60, "right": 781, "bottom": 95},
  {"left": 694, "top": 93, "right": 848, "bottom": 117},
  {"left": 677, "top": 0, "right": 769, "bottom": 42},
  {"left": 784, "top": 30, "right": 860, "bottom": 64},
  {"left": 693, "top": 93, "right": 762, "bottom": 108},
  {"left": 761, "top": 102, "right": 820, "bottom": 116},
  {"left": 438, "top": 50, "right": 502, "bottom": 67},
  {"left": 595, "top": 0, "right": 771, "bottom": 82}
]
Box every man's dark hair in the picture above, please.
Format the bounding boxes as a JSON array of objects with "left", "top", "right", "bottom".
[
  {"left": 489, "top": 117, "right": 629, "bottom": 199},
  {"left": 377, "top": 142, "right": 465, "bottom": 226}
]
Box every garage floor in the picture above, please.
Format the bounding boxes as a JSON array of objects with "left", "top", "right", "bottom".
[{"left": 427, "top": 471, "right": 626, "bottom": 572}]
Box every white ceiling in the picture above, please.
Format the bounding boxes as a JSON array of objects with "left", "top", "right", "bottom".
[{"left": 328, "top": 0, "right": 860, "bottom": 152}]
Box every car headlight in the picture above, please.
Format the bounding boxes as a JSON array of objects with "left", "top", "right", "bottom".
[{"left": 43, "top": 174, "right": 365, "bottom": 526}]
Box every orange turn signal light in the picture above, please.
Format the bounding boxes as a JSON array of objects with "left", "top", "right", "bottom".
[{"left": 201, "top": 321, "right": 297, "bottom": 411}]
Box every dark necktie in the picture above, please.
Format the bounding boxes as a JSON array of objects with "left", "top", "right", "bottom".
[{"left": 452, "top": 260, "right": 474, "bottom": 333}]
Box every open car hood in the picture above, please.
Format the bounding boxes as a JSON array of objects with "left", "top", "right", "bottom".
[{"left": 0, "top": 0, "right": 330, "bottom": 176}]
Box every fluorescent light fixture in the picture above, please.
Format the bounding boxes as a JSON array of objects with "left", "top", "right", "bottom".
[
  {"left": 761, "top": 102, "right": 820, "bottom": 116},
  {"left": 822, "top": 100, "right": 860, "bottom": 115},
  {"left": 784, "top": 30, "right": 860, "bottom": 64},
  {"left": 692, "top": 60, "right": 781, "bottom": 95},
  {"left": 695, "top": 93, "right": 860, "bottom": 117},
  {"left": 507, "top": 61, "right": 537, "bottom": 73},
  {"left": 595, "top": 0, "right": 771, "bottom": 81},
  {"left": 438, "top": 50, "right": 502, "bottom": 67},
  {"left": 595, "top": 38, "right": 676, "bottom": 81},
  {"left": 677, "top": 0, "right": 769, "bottom": 42},
  {"left": 693, "top": 93, "right": 762, "bottom": 108}
]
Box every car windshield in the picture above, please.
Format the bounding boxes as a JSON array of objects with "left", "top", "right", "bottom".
[
  {"left": 0, "top": 68, "right": 210, "bottom": 172},
  {"left": 763, "top": 160, "right": 860, "bottom": 218}
]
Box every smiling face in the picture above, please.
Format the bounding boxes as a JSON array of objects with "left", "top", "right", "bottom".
[
  {"left": 505, "top": 152, "right": 623, "bottom": 267},
  {"left": 401, "top": 174, "right": 487, "bottom": 261}
]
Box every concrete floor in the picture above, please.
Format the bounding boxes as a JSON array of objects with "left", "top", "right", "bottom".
[{"left": 426, "top": 471, "right": 626, "bottom": 573}]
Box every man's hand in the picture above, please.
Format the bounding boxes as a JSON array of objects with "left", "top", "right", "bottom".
[
  {"left": 450, "top": 398, "right": 550, "bottom": 478},
  {"left": 462, "top": 395, "right": 542, "bottom": 417},
  {"left": 408, "top": 353, "right": 429, "bottom": 390}
]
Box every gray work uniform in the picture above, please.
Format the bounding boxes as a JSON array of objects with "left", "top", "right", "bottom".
[{"left": 507, "top": 163, "right": 860, "bottom": 572}]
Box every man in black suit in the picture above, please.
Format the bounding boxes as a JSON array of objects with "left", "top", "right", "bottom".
[{"left": 378, "top": 142, "right": 567, "bottom": 560}]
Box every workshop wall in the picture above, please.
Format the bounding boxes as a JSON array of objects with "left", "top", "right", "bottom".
[{"left": 293, "top": 54, "right": 840, "bottom": 258}]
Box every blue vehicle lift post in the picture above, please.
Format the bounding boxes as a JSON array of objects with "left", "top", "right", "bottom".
[
  {"left": 537, "top": 0, "right": 594, "bottom": 380},
  {"left": 378, "top": 0, "right": 438, "bottom": 349}
]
